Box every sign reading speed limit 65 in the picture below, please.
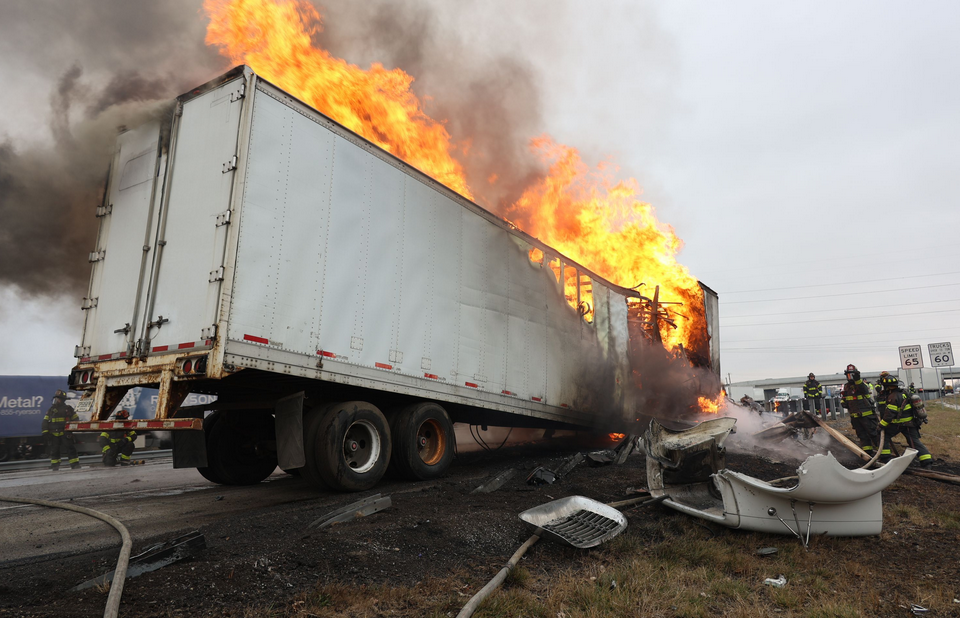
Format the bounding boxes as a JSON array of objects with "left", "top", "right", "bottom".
[
  {"left": 928, "top": 342, "right": 954, "bottom": 367},
  {"left": 899, "top": 345, "right": 923, "bottom": 369}
]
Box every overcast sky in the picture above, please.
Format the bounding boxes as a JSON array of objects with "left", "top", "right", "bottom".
[{"left": 1, "top": 0, "right": 958, "bottom": 384}]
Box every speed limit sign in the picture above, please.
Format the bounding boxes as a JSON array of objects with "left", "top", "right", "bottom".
[
  {"left": 899, "top": 345, "right": 923, "bottom": 369},
  {"left": 928, "top": 342, "right": 954, "bottom": 367}
]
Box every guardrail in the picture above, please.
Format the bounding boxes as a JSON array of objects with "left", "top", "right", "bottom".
[{"left": 0, "top": 450, "right": 172, "bottom": 473}]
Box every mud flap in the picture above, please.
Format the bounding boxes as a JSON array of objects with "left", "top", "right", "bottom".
[
  {"left": 275, "top": 391, "right": 305, "bottom": 471},
  {"left": 172, "top": 430, "right": 207, "bottom": 469}
]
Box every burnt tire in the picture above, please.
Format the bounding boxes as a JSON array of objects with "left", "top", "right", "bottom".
[
  {"left": 196, "top": 411, "right": 228, "bottom": 484},
  {"left": 310, "top": 401, "right": 391, "bottom": 492},
  {"left": 389, "top": 402, "right": 455, "bottom": 481},
  {"left": 205, "top": 410, "right": 278, "bottom": 485}
]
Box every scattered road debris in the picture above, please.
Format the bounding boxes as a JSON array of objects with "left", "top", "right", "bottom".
[
  {"left": 613, "top": 435, "right": 637, "bottom": 464},
  {"left": 644, "top": 416, "right": 917, "bottom": 537},
  {"left": 519, "top": 496, "right": 627, "bottom": 549},
  {"left": 309, "top": 493, "right": 392, "bottom": 529},
  {"left": 554, "top": 452, "right": 584, "bottom": 478},
  {"left": 911, "top": 603, "right": 931, "bottom": 614},
  {"left": 763, "top": 575, "right": 787, "bottom": 588},
  {"left": 470, "top": 468, "right": 516, "bottom": 494},
  {"left": 72, "top": 531, "right": 206, "bottom": 591},
  {"left": 586, "top": 451, "right": 614, "bottom": 467},
  {"left": 756, "top": 547, "right": 778, "bottom": 557},
  {"left": 526, "top": 466, "right": 557, "bottom": 485}
]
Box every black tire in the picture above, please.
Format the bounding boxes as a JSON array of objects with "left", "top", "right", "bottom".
[
  {"left": 300, "top": 403, "right": 337, "bottom": 491},
  {"left": 206, "top": 411, "right": 278, "bottom": 485},
  {"left": 310, "top": 401, "right": 391, "bottom": 492},
  {"left": 0, "top": 441, "right": 9, "bottom": 463},
  {"left": 389, "top": 402, "right": 455, "bottom": 481},
  {"left": 196, "top": 412, "right": 228, "bottom": 484}
]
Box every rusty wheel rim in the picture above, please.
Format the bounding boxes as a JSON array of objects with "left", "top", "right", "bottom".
[{"left": 416, "top": 418, "right": 446, "bottom": 466}]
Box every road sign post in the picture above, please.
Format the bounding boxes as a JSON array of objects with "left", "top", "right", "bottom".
[
  {"left": 899, "top": 345, "right": 924, "bottom": 396},
  {"left": 929, "top": 342, "right": 954, "bottom": 399},
  {"left": 898, "top": 345, "right": 923, "bottom": 369}
]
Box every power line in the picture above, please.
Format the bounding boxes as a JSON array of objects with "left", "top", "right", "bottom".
[
  {"left": 722, "top": 296, "right": 960, "bottom": 320},
  {"left": 719, "top": 282, "right": 960, "bottom": 305},
  {"left": 695, "top": 247, "right": 960, "bottom": 281},
  {"left": 725, "top": 326, "right": 960, "bottom": 344},
  {"left": 722, "top": 308, "right": 960, "bottom": 327},
  {"left": 721, "top": 270, "right": 960, "bottom": 294}
]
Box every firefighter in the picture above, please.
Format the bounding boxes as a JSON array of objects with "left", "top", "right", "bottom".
[
  {"left": 908, "top": 382, "right": 917, "bottom": 395},
  {"left": 99, "top": 409, "right": 137, "bottom": 466},
  {"left": 839, "top": 364, "right": 880, "bottom": 457},
  {"left": 803, "top": 373, "right": 823, "bottom": 416},
  {"left": 41, "top": 390, "right": 80, "bottom": 470},
  {"left": 878, "top": 374, "right": 933, "bottom": 467}
]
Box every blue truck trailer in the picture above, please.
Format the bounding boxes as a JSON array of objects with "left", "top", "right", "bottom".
[{"left": 0, "top": 376, "right": 209, "bottom": 461}]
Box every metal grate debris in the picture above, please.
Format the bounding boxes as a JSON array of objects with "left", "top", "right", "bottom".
[{"left": 540, "top": 509, "right": 621, "bottom": 547}]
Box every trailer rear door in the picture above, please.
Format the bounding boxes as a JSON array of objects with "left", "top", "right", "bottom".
[
  {"left": 78, "top": 121, "right": 165, "bottom": 359},
  {"left": 136, "top": 76, "right": 248, "bottom": 353}
]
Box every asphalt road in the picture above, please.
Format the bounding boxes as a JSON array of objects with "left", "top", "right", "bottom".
[{"left": 0, "top": 458, "right": 315, "bottom": 567}]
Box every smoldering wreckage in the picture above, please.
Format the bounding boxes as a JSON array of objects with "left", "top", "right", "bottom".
[{"left": 4, "top": 66, "right": 960, "bottom": 618}]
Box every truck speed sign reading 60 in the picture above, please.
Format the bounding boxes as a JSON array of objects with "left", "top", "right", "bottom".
[
  {"left": 899, "top": 345, "right": 923, "bottom": 369},
  {"left": 928, "top": 342, "right": 953, "bottom": 368}
]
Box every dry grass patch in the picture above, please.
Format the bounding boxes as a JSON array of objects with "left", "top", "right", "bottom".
[{"left": 924, "top": 399, "right": 960, "bottom": 460}]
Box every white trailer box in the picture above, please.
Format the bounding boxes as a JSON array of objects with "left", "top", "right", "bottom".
[{"left": 69, "top": 67, "right": 719, "bottom": 491}]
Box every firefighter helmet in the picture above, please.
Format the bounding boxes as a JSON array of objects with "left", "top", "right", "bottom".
[
  {"left": 808, "top": 373, "right": 815, "bottom": 379},
  {"left": 113, "top": 409, "right": 130, "bottom": 420},
  {"left": 53, "top": 389, "right": 67, "bottom": 401},
  {"left": 844, "top": 364, "right": 860, "bottom": 381},
  {"left": 879, "top": 374, "right": 899, "bottom": 390}
]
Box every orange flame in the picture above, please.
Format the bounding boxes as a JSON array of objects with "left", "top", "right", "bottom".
[
  {"left": 609, "top": 433, "right": 627, "bottom": 441},
  {"left": 203, "top": 0, "right": 707, "bottom": 352},
  {"left": 203, "top": 0, "right": 472, "bottom": 198},
  {"left": 508, "top": 138, "right": 705, "bottom": 350},
  {"left": 697, "top": 394, "right": 723, "bottom": 415}
]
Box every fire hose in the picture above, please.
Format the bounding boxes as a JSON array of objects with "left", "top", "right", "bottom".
[
  {"left": 0, "top": 495, "right": 131, "bottom": 618},
  {"left": 455, "top": 494, "right": 664, "bottom": 618}
]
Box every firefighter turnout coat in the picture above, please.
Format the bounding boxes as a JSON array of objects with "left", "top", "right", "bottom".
[
  {"left": 99, "top": 429, "right": 137, "bottom": 465},
  {"left": 841, "top": 378, "right": 880, "bottom": 455},
  {"left": 41, "top": 401, "right": 80, "bottom": 468},
  {"left": 803, "top": 379, "right": 823, "bottom": 400},
  {"left": 879, "top": 389, "right": 933, "bottom": 466}
]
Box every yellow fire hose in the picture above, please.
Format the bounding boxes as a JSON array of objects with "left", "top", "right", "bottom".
[{"left": 0, "top": 495, "right": 131, "bottom": 618}]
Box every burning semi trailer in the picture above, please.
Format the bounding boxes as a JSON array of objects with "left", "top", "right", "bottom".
[{"left": 65, "top": 65, "right": 720, "bottom": 492}]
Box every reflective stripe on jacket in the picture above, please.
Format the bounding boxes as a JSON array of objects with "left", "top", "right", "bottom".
[
  {"left": 841, "top": 379, "right": 874, "bottom": 414},
  {"left": 803, "top": 380, "right": 823, "bottom": 398},
  {"left": 41, "top": 403, "right": 79, "bottom": 437}
]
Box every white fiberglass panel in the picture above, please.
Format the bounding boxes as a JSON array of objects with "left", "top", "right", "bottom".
[
  {"left": 394, "top": 180, "right": 442, "bottom": 379},
  {"left": 229, "top": 91, "right": 332, "bottom": 355},
  {"left": 82, "top": 122, "right": 162, "bottom": 356},
  {"left": 144, "top": 78, "right": 244, "bottom": 350},
  {"left": 357, "top": 162, "right": 406, "bottom": 370},
  {"left": 421, "top": 188, "right": 461, "bottom": 383},
  {"left": 314, "top": 131, "right": 373, "bottom": 362}
]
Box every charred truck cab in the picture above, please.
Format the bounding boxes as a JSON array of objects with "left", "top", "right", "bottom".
[{"left": 69, "top": 66, "right": 720, "bottom": 492}]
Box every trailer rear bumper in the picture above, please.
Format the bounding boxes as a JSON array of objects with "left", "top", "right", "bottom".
[{"left": 70, "top": 352, "right": 218, "bottom": 421}]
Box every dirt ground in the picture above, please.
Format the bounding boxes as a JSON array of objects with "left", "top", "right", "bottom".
[{"left": 1, "top": 420, "right": 959, "bottom": 618}]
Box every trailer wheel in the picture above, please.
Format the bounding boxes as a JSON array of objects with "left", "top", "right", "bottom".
[
  {"left": 310, "top": 402, "right": 391, "bottom": 492},
  {"left": 389, "top": 402, "right": 455, "bottom": 481},
  {"left": 0, "top": 441, "right": 9, "bottom": 463},
  {"left": 206, "top": 411, "right": 278, "bottom": 485},
  {"left": 196, "top": 412, "right": 229, "bottom": 484}
]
